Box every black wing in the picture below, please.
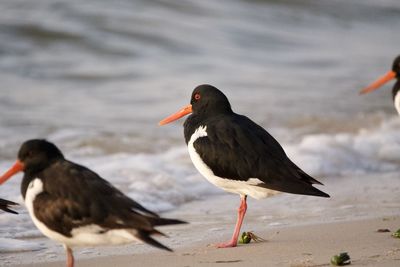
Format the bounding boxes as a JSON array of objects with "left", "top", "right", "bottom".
[
  {"left": 0, "top": 198, "right": 18, "bottom": 214},
  {"left": 193, "top": 114, "right": 329, "bottom": 197},
  {"left": 33, "top": 160, "right": 185, "bottom": 238}
]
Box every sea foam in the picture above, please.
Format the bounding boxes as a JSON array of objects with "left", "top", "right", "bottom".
[{"left": 0, "top": 118, "right": 399, "bottom": 253}]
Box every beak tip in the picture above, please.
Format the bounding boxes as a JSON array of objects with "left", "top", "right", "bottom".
[
  {"left": 158, "top": 120, "right": 168, "bottom": 126},
  {"left": 359, "top": 70, "right": 396, "bottom": 96},
  {"left": 0, "top": 160, "right": 24, "bottom": 185},
  {"left": 158, "top": 104, "right": 193, "bottom": 126}
]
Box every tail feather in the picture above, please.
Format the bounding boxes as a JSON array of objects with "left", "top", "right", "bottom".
[
  {"left": 309, "top": 177, "right": 324, "bottom": 185},
  {"left": 306, "top": 185, "right": 330, "bottom": 198},
  {"left": 136, "top": 231, "right": 173, "bottom": 252},
  {"left": 1, "top": 207, "right": 18, "bottom": 214},
  {"left": 0, "top": 199, "right": 18, "bottom": 214},
  {"left": 150, "top": 217, "right": 188, "bottom": 227},
  {"left": 296, "top": 167, "right": 330, "bottom": 197},
  {"left": 132, "top": 216, "right": 187, "bottom": 251},
  {"left": 296, "top": 167, "right": 324, "bottom": 185},
  {"left": 151, "top": 228, "right": 168, "bottom": 237}
]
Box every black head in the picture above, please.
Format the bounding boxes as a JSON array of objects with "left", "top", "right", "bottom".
[
  {"left": 391, "top": 55, "right": 400, "bottom": 77},
  {"left": 0, "top": 139, "right": 64, "bottom": 185},
  {"left": 158, "top": 84, "right": 233, "bottom": 126},
  {"left": 18, "top": 139, "right": 64, "bottom": 175},
  {"left": 190, "top": 84, "right": 233, "bottom": 115}
]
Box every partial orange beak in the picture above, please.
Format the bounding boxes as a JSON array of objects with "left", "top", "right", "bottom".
[
  {"left": 158, "top": 104, "right": 193, "bottom": 126},
  {"left": 0, "top": 160, "right": 24, "bottom": 185},
  {"left": 360, "top": 70, "right": 396, "bottom": 95}
]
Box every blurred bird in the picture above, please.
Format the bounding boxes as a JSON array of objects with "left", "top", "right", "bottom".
[
  {"left": 360, "top": 55, "right": 400, "bottom": 114},
  {"left": 0, "top": 139, "right": 186, "bottom": 267}
]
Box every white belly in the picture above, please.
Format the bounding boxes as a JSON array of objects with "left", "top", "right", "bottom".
[
  {"left": 187, "top": 126, "right": 279, "bottom": 199},
  {"left": 25, "top": 179, "right": 140, "bottom": 247},
  {"left": 394, "top": 92, "right": 400, "bottom": 115}
]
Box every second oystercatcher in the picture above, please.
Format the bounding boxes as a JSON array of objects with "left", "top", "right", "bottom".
[
  {"left": 360, "top": 55, "right": 400, "bottom": 114},
  {"left": 159, "top": 84, "right": 329, "bottom": 248},
  {"left": 0, "top": 139, "right": 186, "bottom": 267},
  {"left": 0, "top": 198, "right": 18, "bottom": 214}
]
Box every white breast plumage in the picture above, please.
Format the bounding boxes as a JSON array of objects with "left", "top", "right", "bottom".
[
  {"left": 394, "top": 92, "right": 400, "bottom": 115},
  {"left": 25, "top": 179, "right": 69, "bottom": 244},
  {"left": 24, "top": 178, "right": 140, "bottom": 247},
  {"left": 187, "top": 126, "right": 279, "bottom": 199}
]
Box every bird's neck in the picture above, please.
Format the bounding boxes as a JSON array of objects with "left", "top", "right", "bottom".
[
  {"left": 20, "top": 160, "right": 60, "bottom": 199},
  {"left": 184, "top": 114, "right": 204, "bottom": 144},
  {"left": 393, "top": 80, "right": 400, "bottom": 115},
  {"left": 21, "top": 173, "right": 40, "bottom": 199}
]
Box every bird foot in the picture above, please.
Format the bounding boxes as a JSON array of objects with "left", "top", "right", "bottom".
[{"left": 216, "top": 240, "right": 237, "bottom": 248}]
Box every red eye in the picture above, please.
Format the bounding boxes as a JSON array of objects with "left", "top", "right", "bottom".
[{"left": 194, "top": 93, "right": 201, "bottom": 100}]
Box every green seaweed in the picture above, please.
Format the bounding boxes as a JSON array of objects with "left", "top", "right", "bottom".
[
  {"left": 238, "top": 232, "right": 265, "bottom": 244},
  {"left": 330, "top": 252, "right": 351, "bottom": 266},
  {"left": 392, "top": 229, "right": 400, "bottom": 238}
]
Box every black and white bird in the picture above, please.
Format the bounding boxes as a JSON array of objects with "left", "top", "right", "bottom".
[
  {"left": 0, "top": 139, "right": 186, "bottom": 267},
  {"left": 0, "top": 198, "right": 18, "bottom": 214},
  {"left": 360, "top": 55, "right": 400, "bottom": 114},
  {"left": 159, "top": 84, "right": 329, "bottom": 248}
]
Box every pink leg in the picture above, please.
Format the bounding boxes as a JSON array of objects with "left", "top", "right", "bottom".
[
  {"left": 217, "top": 195, "right": 247, "bottom": 248},
  {"left": 65, "top": 245, "right": 74, "bottom": 267}
]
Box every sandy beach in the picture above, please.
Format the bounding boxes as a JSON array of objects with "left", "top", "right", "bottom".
[
  {"left": 4, "top": 176, "right": 400, "bottom": 267},
  {"left": 16, "top": 216, "right": 400, "bottom": 267}
]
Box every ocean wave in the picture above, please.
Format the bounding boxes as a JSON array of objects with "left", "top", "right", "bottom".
[
  {"left": 1, "top": 118, "right": 399, "bottom": 250},
  {"left": 285, "top": 117, "right": 400, "bottom": 177}
]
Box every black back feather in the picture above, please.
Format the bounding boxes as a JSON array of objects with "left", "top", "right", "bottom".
[{"left": 184, "top": 85, "right": 329, "bottom": 198}]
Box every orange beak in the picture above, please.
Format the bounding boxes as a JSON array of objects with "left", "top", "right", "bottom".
[
  {"left": 0, "top": 160, "right": 24, "bottom": 185},
  {"left": 360, "top": 70, "right": 396, "bottom": 95},
  {"left": 158, "top": 104, "right": 193, "bottom": 126}
]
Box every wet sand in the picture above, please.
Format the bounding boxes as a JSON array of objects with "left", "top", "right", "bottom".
[
  {"left": 18, "top": 216, "right": 400, "bottom": 267},
  {"left": 7, "top": 184, "right": 400, "bottom": 267}
]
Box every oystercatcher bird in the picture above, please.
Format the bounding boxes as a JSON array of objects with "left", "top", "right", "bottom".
[
  {"left": 0, "top": 198, "right": 18, "bottom": 214},
  {"left": 360, "top": 55, "right": 400, "bottom": 114},
  {"left": 159, "top": 84, "right": 329, "bottom": 248},
  {"left": 0, "top": 139, "right": 186, "bottom": 267}
]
